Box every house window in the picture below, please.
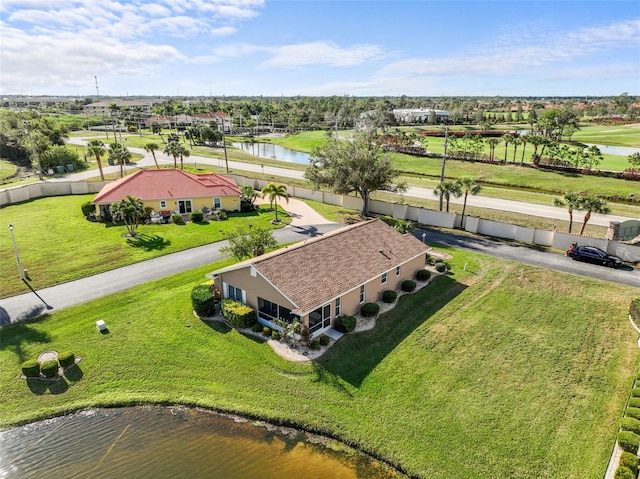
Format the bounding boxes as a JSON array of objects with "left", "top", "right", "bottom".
[
  {"left": 359, "top": 284, "right": 365, "bottom": 304},
  {"left": 227, "top": 284, "right": 245, "bottom": 303},
  {"left": 396, "top": 266, "right": 401, "bottom": 276},
  {"left": 213, "top": 197, "right": 222, "bottom": 209},
  {"left": 309, "top": 303, "right": 331, "bottom": 334},
  {"left": 178, "top": 200, "right": 192, "bottom": 214},
  {"left": 258, "top": 297, "right": 295, "bottom": 323},
  {"left": 160, "top": 200, "right": 167, "bottom": 209},
  {"left": 335, "top": 297, "right": 341, "bottom": 317},
  {"left": 381, "top": 272, "right": 388, "bottom": 284}
]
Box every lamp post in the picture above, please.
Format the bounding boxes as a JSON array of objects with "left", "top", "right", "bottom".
[{"left": 8, "top": 224, "right": 25, "bottom": 280}]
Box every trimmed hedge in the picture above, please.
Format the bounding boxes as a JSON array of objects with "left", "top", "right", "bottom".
[
  {"left": 416, "top": 269, "right": 431, "bottom": 281},
  {"left": 40, "top": 359, "right": 59, "bottom": 379},
  {"left": 310, "top": 339, "right": 320, "bottom": 350},
  {"left": 172, "top": 213, "right": 184, "bottom": 224},
  {"left": 319, "top": 335, "right": 330, "bottom": 346},
  {"left": 435, "top": 261, "right": 447, "bottom": 273},
  {"left": 335, "top": 315, "right": 357, "bottom": 333},
  {"left": 626, "top": 407, "right": 640, "bottom": 421},
  {"left": 620, "top": 451, "right": 639, "bottom": 471},
  {"left": 382, "top": 290, "right": 398, "bottom": 303},
  {"left": 191, "top": 284, "right": 218, "bottom": 318},
  {"left": 221, "top": 299, "right": 256, "bottom": 328},
  {"left": 618, "top": 431, "right": 640, "bottom": 453},
  {"left": 615, "top": 466, "right": 636, "bottom": 479},
  {"left": 401, "top": 280, "right": 416, "bottom": 292},
  {"left": 251, "top": 323, "right": 263, "bottom": 332},
  {"left": 621, "top": 417, "right": 640, "bottom": 435},
  {"left": 189, "top": 211, "right": 204, "bottom": 222},
  {"left": 629, "top": 397, "right": 640, "bottom": 408},
  {"left": 58, "top": 351, "right": 75, "bottom": 368},
  {"left": 21, "top": 359, "right": 40, "bottom": 378},
  {"left": 360, "top": 302, "right": 380, "bottom": 318}
]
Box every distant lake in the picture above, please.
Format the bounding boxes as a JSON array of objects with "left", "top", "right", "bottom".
[
  {"left": 232, "top": 142, "right": 310, "bottom": 164},
  {"left": 0, "top": 407, "right": 403, "bottom": 479}
]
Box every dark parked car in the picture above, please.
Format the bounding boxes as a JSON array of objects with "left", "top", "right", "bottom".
[{"left": 566, "top": 244, "right": 623, "bottom": 268}]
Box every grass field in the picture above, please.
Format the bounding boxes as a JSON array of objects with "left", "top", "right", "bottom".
[
  {"left": 0, "top": 248, "right": 637, "bottom": 479},
  {"left": 0, "top": 195, "right": 289, "bottom": 298}
]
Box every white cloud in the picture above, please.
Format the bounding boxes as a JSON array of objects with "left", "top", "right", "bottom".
[{"left": 263, "top": 41, "right": 385, "bottom": 67}]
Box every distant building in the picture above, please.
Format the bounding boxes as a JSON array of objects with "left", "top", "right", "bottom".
[
  {"left": 393, "top": 108, "right": 450, "bottom": 123},
  {"left": 84, "top": 100, "right": 155, "bottom": 116}
]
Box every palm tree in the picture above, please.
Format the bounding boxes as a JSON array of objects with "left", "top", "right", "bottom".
[
  {"left": 163, "top": 140, "right": 180, "bottom": 168},
  {"left": 109, "top": 195, "right": 144, "bottom": 237},
  {"left": 86, "top": 139, "right": 106, "bottom": 181},
  {"left": 578, "top": 196, "right": 610, "bottom": 235},
  {"left": 553, "top": 192, "right": 583, "bottom": 234},
  {"left": 108, "top": 142, "right": 131, "bottom": 178},
  {"left": 501, "top": 133, "right": 512, "bottom": 163},
  {"left": 240, "top": 185, "right": 260, "bottom": 206},
  {"left": 526, "top": 134, "right": 547, "bottom": 165},
  {"left": 433, "top": 180, "right": 462, "bottom": 213},
  {"left": 519, "top": 135, "right": 529, "bottom": 165},
  {"left": 459, "top": 177, "right": 482, "bottom": 225},
  {"left": 486, "top": 137, "right": 500, "bottom": 162},
  {"left": 511, "top": 136, "right": 522, "bottom": 163},
  {"left": 176, "top": 143, "right": 190, "bottom": 170},
  {"left": 261, "top": 182, "right": 289, "bottom": 222},
  {"left": 144, "top": 142, "right": 161, "bottom": 169}
]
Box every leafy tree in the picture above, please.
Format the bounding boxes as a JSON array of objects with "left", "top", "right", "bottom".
[
  {"left": 261, "top": 183, "right": 289, "bottom": 222},
  {"left": 581, "top": 145, "right": 603, "bottom": 171},
  {"left": 433, "top": 180, "right": 462, "bottom": 212},
  {"left": 219, "top": 225, "right": 278, "bottom": 260},
  {"left": 41, "top": 145, "right": 84, "bottom": 171},
  {"left": 393, "top": 219, "right": 415, "bottom": 234},
  {"left": 578, "top": 196, "right": 610, "bottom": 235},
  {"left": 553, "top": 192, "right": 584, "bottom": 234},
  {"left": 628, "top": 152, "right": 640, "bottom": 167},
  {"left": 144, "top": 142, "right": 160, "bottom": 169},
  {"left": 459, "top": 177, "right": 482, "bottom": 224},
  {"left": 109, "top": 196, "right": 144, "bottom": 236},
  {"left": 305, "top": 131, "right": 406, "bottom": 217},
  {"left": 86, "top": 139, "right": 106, "bottom": 181}
]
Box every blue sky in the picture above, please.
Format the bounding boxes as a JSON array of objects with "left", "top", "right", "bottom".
[{"left": 1, "top": 0, "right": 639, "bottom": 97}]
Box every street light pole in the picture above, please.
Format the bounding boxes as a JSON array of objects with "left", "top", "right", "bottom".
[{"left": 8, "top": 224, "right": 25, "bottom": 281}]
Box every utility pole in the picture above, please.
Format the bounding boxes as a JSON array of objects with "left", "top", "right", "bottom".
[
  {"left": 24, "top": 122, "right": 43, "bottom": 181},
  {"left": 221, "top": 127, "right": 229, "bottom": 174},
  {"left": 95, "top": 75, "right": 100, "bottom": 96},
  {"left": 438, "top": 126, "right": 449, "bottom": 212}
]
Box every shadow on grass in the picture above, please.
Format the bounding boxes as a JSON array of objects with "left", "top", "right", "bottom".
[
  {"left": 126, "top": 234, "right": 171, "bottom": 251},
  {"left": 65, "top": 364, "right": 84, "bottom": 382},
  {"left": 314, "top": 275, "right": 467, "bottom": 388},
  {"left": 240, "top": 331, "right": 267, "bottom": 344},
  {"left": 202, "top": 320, "right": 232, "bottom": 334},
  {"left": 0, "top": 319, "right": 52, "bottom": 363},
  {"left": 27, "top": 376, "right": 69, "bottom": 395}
]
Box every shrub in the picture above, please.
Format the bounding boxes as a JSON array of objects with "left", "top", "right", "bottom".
[
  {"left": 191, "top": 284, "right": 217, "bottom": 317},
  {"left": 263, "top": 327, "right": 271, "bottom": 336},
  {"left": 618, "top": 431, "right": 640, "bottom": 453},
  {"left": 272, "top": 330, "right": 281, "bottom": 340},
  {"left": 21, "top": 359, "right": 40, "bottom": 378},
  {"left": 627, "top": 407, "right": 640, "bottom": 421},
  {"left": 221, "top": 299, "right": 257, "bottom": 328},
  {"left": 621, "top": 417, "right": 640, "bottom": 435},
  {"left": 319, "top": 335, "right": 330, "bottom": 346},
  {"left": 435, "top": 261, "right": 447, "bottom": 273},
  {"left": 58, "top": 351, "right": 75, "bottom": 368},
  {"left": 335, "top": 315, "right": 357, "bottom": 333},
  {"left": 416, "top": 269, "right": 431, "bottom": 281},
  {"left": 251, "top": 323, "right": 263, "bottom": 332},
  {"left": 620, "top": 451, "right": 639, "bottom": 471},
  {"left": 360, "top": 302, "right": 380, "bottom": 317},
  {"left": 631, "top": 297, "right": 640, "bottom": 322},
  {"left": 81, "top": 201, "right": 95, "bottom": 217},
  {"left": 615, "top": 466, "right": 636, "bottom": 479},
  {"left": 171, "top": 213, "right": 184, "bottom": 224},
  {"left": 190, "top": 211, "right": 204, "bottom": 223},
  {"left": 632, "top": 388, "right": 640, "bottom": 398},
  {"left": 211, "top": 210, "right": 227, "bottom": 221},
  {"left": 40, "top": 359, "right": 59, "bottom": 379},
  {"left": 382, "top": 290, "right": 397, "bottom": 303},
  {"left": 629, "top": 397, "right": 640, "bottom": 408},
  {"left": 401, "top": 280, "right": 416, "bottom": 292},
  {"left": 310, "top": 339, "right": 320, "bottom": 350}
]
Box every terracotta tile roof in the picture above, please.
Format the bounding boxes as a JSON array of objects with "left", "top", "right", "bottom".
[
  {"left": 92, "top": 169, "right": 241, "bottom": 204},
  {"left": 213, "top": 219, "right": 429, "bottom": 315}
]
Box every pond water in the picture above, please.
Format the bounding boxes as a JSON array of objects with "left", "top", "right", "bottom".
[
  {"left": 0, "top": 407, "right": 403, "bottom": 479},
  {"left": 232, "top": 142, "right": 311, "bottom": 164},
  {"left": 582, "top": 144, "right": 640, "bottom": 157}
]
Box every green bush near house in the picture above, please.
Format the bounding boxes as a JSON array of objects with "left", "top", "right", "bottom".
[
  {"left": 191, "top": 284, "right": 217, "bottom": 318},
  {"left": 58, "top": 351, "right": 75, "bottom": 368},
  {"left": 263, "top": 327, "right": 271, "bottom": 336},
  {"left": 335, "top": 315, "right": 357, "bottom": 333},
  {"left": 172, "top": 214, "right": 184, "bottom": 224},
  {"left": 310, "top": 339, "right": 320, "bottom": 350},
  {"left": 621, "top": 417, "right": 640, "bottom": 435},
  {"left": 251, "top": 323, "right": 263, "bottom": 332},
  {"left": 620, "top": 451, "right": 639, "bottom": 471},
  {"left": 319, "top": 335, "right": 330, "bottom": 346},
  {"left": 21, "top": 359, "right": 40, "bottom": 378},
  {"left": 360, "top": 303, "right": 380, "bottom": 318},
  {"left": 272, "top": 330, "right": 281, "bottom": 340},
  {"left": 416, "top": 269, "right": 431, "bottom": 281},
  {"left": 435, "top": 261, "right": 447, "bottom": 273},
  {"left": 618, "top": 431, "right": 640, "bottom": 453},
  {"left": 190, "top": 211, "right": 204, "bottom": 223},
  {"left": 382, "top": 290, "right": 397, "bottom": 303},
  {"left": 221, "top": 299, "right": 256, "bottom": 328},
  {"left": 40, "top": 360, "right": 59, "bottom": 379},
  {"left": 401, "top": 280, "right": 416, "bottom": 292},
  {"left": 614, "top": 466, "right": 636, "bottom": 479},
  {"left": 626, "top": 407, "right": 640, "bottom": 421}
]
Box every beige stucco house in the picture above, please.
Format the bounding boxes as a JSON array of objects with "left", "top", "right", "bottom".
[
  {"left": 207, "top": 219, "right": 430, "bottom": 338},
  {"left": 92, "top": 169, "right": 241, "bottom": 217}
]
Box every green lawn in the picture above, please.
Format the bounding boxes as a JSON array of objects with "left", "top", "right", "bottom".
[
  {"left": 0, "top": 249, "right": 636, "bottom": 479},
  {"left": 0, "top": 195, "right": 289, "bottom": 298}
]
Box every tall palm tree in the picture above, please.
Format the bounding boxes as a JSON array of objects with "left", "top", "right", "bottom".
[
  {"left": 144, "top": 142, "right": 161, "bottom": 169},
  {"left": 163, "top": 140, "right": 180, "bottom": 168},
  {"left": 501, "top": 133, "right": 512, "bottom": 163},
  {"left": 459, "top": 177, "right": 482, "bottom": 225},
  {"left": 578, "top": 196, "right": 610, "bottom": 235},
  {"left": 519, "top": 135, "right": 529, "bottom": 165},
  {"left": 511, "top": 136, "right": 522, "bottom": 163},
  {"left": 176, "top": 143, "right": 190, "bottom": 170},
  {"left": 261, "top": 182, "right": 289, "bottom": 222},
  {"left": 86, "top": 139, "right": 106, "bottom": 181},
  {"left": 553, "top": 192, "right": 583, "bottom": 234},
  {"left": 433, "top": 180, "right": 462, "bottom": 213},
  {"left": 486, "top": 137, "right": 501, "bottom": 162},
  {"left": 108, "top": 142, "right": 131, "bottom": 178}
]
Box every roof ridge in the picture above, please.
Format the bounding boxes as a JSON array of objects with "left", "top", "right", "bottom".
[{"left": 92, "top": 169, "right": 143, "bottom": 202}]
